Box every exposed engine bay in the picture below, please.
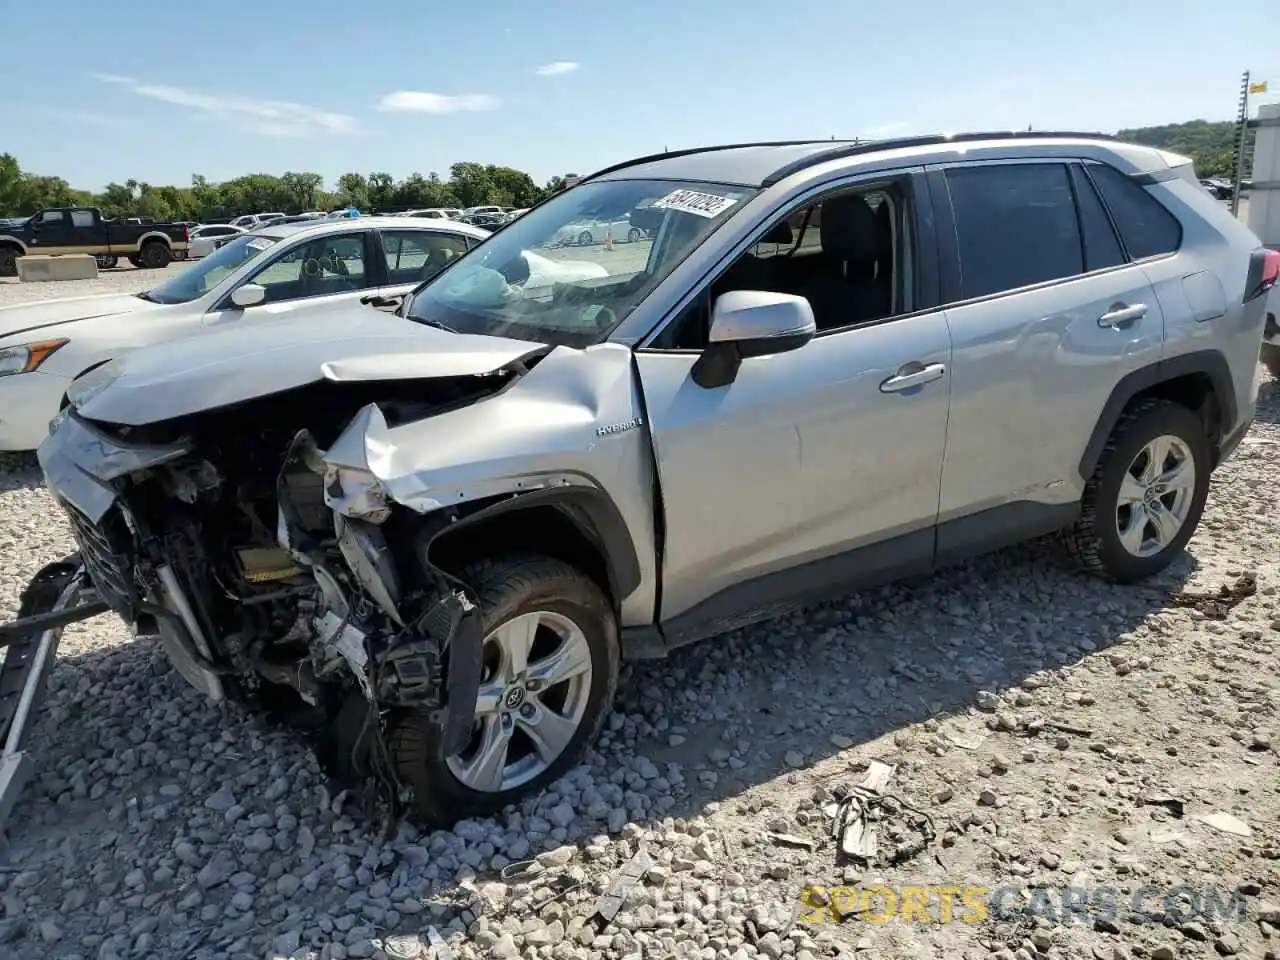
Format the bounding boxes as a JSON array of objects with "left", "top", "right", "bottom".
[{"left": 49, "top": 375, "right": 530, "bottom": 809}]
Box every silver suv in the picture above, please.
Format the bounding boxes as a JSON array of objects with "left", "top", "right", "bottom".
[{"left": 26, "top": 132, "right": 1277, "bottom": 824}]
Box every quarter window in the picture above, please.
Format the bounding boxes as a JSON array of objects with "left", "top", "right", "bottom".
[
  {"left": 945, "top": 163, "right": 1083, "bottom": 301},
  {"left": 70, "top": 210, "right": 96, "bottom": 228},
  {"left": 1084, "top": 162, "right": 1182, "bottom": 260}
]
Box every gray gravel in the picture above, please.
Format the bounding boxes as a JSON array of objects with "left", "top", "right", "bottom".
[{"left": 0, "top": 270, "right": 1277, "bottom": 960}]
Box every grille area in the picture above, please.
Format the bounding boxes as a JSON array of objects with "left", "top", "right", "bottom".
[{"left": 62, "top": 502, "right": 139, "bottom": 617}]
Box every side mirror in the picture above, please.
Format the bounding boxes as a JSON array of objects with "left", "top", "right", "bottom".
[
  {"left": 230, "top": 283, "right": 266, "bottom": 308},
  {"left": 692, "top": 290, "right": 816, "bottom": 388}
]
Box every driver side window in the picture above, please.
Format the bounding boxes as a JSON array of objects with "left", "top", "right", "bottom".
[
  {"left": 244, "top": 232, "right": 371, "bottom": 304},
  {"left": 649, "top": 186, "right": 903, "bottom": 350}
]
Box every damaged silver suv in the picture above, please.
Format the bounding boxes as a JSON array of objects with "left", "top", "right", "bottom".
[{"left": 28, "top": 133, "right": 1275, "bottom": 825}]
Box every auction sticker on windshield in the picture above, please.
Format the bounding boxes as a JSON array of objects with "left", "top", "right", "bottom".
[{"left": 651, "top": 189, "right": 739, "bottom": 219}]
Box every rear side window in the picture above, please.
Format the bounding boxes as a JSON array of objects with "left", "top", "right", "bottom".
[
  {"left": 945, "top": 163, "right": 1083, "bottom": 300},
  {"left": 1084, "top": 162, "right": 1182, "bottom": 260},
  {"left": 1068, "top": 165, "right": 1125, "bottom": 272}
]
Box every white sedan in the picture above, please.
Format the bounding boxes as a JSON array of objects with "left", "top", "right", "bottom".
[
  {"left": 548, "top": 216, "right": 646, "bottom": 247},
  {"left": 187, "top": 223, "right": 247, "bottom": 258},
  {"left": 0, "top": 216, "right": 490, "bottom": 450}
]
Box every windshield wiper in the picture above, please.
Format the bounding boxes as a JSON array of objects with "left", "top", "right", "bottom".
[
  {"left": 134, "top": 291, "right": 158, "bottom": 303},
  {"left": 410, "top": 316, "right": 456, "bottom": 333}
]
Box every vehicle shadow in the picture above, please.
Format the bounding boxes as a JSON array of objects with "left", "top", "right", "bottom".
[
  {"left": 1251, "top": 370, "right": 1280, "bottom": 425},
  {"left": 0, "top": 452, "right": 41, "bottom": 492},
  {"left": 0, "top": 533, "right": 1219, "bottom": 953}
]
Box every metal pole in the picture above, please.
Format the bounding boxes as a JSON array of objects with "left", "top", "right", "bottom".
[{"left": 1231, "top": 70, "right": 1251, "bottom": 218}]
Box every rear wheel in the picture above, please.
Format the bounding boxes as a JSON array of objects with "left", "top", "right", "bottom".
[
  {"left": 1065, "top": 399, "right": 1211, "bottom": 583},
  {"left": 0, "top": 246, "right": 18, "bottom": 277},
  {"left": 577, "top": 230, "right": 593, "bottom": 246},
  {"left": 389, "top": 554, "right": 619, "bottom": 827},
  {"left": 138, "top": 241, "right": 171, "bottom": 269},
  {"left": 627, "top": 227, "right": 643, "bottom": 243}
]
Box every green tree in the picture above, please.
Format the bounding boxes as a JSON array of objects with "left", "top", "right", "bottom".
[{"left": 336, "top": 172, "right": 369, "bottom": 209}]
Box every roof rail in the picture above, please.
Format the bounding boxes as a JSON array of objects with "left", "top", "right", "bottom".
[
  {"left": 578, "top": 140, "right": 847, "bottom": 185},
  {"left": 761, "top": 130, "right": 1118, "bottom": 186}
]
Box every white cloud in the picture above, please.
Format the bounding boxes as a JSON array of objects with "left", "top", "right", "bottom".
[
  {"left": 89, "top": 72, "right": 354, "bottom": 136},
  {"left": 535, "top": 61, "right": 580, "bottom": 77},
  {"left": 33, "top": 107, "right": 126, "bottom": 128},
  {"left": 376, "top": 91, "right": 499, "bottom": 113}
]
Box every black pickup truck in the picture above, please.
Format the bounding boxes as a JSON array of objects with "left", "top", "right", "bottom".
[{"left": 0, "top": 206, "right": 190, "bottom": 276}]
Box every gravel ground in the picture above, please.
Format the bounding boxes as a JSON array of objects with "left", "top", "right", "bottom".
[{"left": 0, "top": 271, "right": 1277, "bottom": 960}]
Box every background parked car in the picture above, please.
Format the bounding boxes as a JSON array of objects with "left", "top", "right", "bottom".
[
  {"left": 0, "top": 216, "right": 491, "bottom": 451},
  {"left": 548, "top": 215, "right": 645, "bottom": 246},
  {"left": 187, "top": 224, "right": 247, "bottom": 258}
]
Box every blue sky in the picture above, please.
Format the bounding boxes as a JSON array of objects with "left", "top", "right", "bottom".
[{"left": 1, "top": 0, "right": 1276, "bottom": 192}]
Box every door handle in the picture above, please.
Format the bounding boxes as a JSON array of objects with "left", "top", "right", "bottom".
[
  {"left": 880, "top": 362, "right": 947, "bottom": 393},
  {"left": 1098, "top": 303, "right": 1148, "bottom": 328}
]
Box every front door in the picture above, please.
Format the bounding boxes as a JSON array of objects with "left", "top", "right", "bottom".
[
  {"left": 202, "top": 230, "right": 378, "bottom": 326},
  {"left": 634, "top": 177, "right": 952, "bottom": 633},
  {"left": 30, "top": 210, "right": 73, "bottom": 253}
]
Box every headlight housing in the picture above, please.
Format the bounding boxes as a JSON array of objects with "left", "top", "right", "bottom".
[
  {"left": 0, "top": 338, "right": 69, "bottom": 378},
  {"left": 66, "top": 358, "right": 123, "bottom": 408}
]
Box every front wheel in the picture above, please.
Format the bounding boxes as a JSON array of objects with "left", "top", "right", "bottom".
[
  {"left": 389, "top": 555, "right": 619, "bottom": 826},
  {"left": 627, "top": 227, "right": 643, "bottom": 243},
  {"left": 1064, "top": 399, "right": 1211, "bottom": 583},
  {"left": 577, "top": 230, "right": 593, "bottom": 246}
]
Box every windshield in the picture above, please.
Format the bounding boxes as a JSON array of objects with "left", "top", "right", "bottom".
[
  {"left": 404, "top": 179, "right": 756, "bottom": 347},
  {"left": 144, "top": 233, "right": 280, "bottom": 305}
]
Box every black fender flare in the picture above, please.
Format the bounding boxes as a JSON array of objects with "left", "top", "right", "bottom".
[
  {"left": 422, "top": 484, "right": 643, "bottom": 604},
  {"left": 1078, "top": 349, "right": 1236, "bottom": 481}
]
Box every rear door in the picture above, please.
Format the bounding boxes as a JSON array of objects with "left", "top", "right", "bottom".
[
  {"left": 928, "top": 158, "right": 1165, "bottom": 557},
  {"left": 201, "top": 229, "right": 379, "bottom": 326},
  {"left": 69, "top": 209, "right": 108, "bottom": 251},
  {"left": 376, "top": 228, "right": 472, "bottom": 299}
]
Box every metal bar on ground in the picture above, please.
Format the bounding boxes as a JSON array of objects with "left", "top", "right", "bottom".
[
  {"left": 0, "top": 597, "right": 109, "bottom": 647},
  {"left": 0, "top": 573, "right": 88, "bottom": 832}
]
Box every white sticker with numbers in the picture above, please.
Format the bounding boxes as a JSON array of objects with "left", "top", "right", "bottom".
[{"left": 651, "top": 189, "right": 739, "bottom": 219}]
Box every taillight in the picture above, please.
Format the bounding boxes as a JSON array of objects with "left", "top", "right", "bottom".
[
  {"left": 1244, "top": 247, "right": 1280, "bottom": 302},
  {"left": 184, "top": 226, "right": 191, "bottom": 243}
]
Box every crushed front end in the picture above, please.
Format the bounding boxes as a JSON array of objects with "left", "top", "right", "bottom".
[{"left": 36, "top": 402, "right": 485, "bottom": 801}]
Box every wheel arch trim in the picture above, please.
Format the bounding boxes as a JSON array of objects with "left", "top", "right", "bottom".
[{"left": 1078, "top": 349, "right": 1236, "bottom": 481}]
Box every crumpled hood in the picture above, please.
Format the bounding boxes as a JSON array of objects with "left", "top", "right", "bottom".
[
  {"left": 75, "top": 303, "right": 550, "bottom": 426},
  {"left": 0, "top": 292, "right": 163, "bottom": 342}
]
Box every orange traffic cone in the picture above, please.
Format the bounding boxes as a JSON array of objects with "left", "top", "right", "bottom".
[{"left": 604, "top": 224, "right": 614, "bottom": 251}]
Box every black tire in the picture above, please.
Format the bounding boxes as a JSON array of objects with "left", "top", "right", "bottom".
[
  {"left": 0, "top": 245, "right": 18, "bottom": 277},
  {"left": 138, "top": 241, "right": 171, "bottom": 269},
  {"left": 95, "top": 255, "right": 118, "bottom": 269},
  {"left": 389, "top": 554, "right": 619, "bottom": 827},
  {"left": 127, "top": 255, "right": 143, "bottom": 268},
  {"left": 1261, "top": 341, "right": 1280, "bottom": 380},
  {"left": 627, "top": 227, "right": 643, "bottom": 243},
  {"left": 1064, "top": 398, "right": 1211, "bottom": 583},
  {"left": 577, "top": 230, "right": 593, "bottom": 246}
]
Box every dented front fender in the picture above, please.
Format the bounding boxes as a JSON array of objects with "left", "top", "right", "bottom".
[{"left": 322, "top": 342, "right": 658, "bottom": 625}]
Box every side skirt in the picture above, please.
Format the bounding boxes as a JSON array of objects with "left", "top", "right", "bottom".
[{"left": 620, "top": 500, "right": 1080, "bottom": 660}]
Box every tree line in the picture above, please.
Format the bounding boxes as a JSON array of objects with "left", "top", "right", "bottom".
[
  {"left": 0, "top": 119, "right": 1247, "bottom": 223},
  {"left": 0, "top": 154, "right": 580, "bottom": 222}
]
